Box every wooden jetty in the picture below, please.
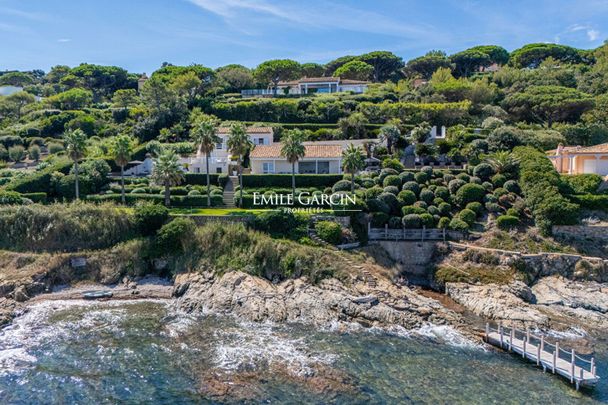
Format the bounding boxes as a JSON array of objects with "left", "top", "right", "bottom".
[{"left": 485, "top": 323, "right": 600, "bottom": 390}]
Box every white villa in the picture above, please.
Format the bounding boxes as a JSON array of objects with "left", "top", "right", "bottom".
[
  {"left": 179, "top": 126, "right": 274, "bottom": 174},
  {"left": 250, "top": 142, "right": 343, "bottom": 174},
  {"left": 242, "top": 77, "right": 369, "bottom": 97}
]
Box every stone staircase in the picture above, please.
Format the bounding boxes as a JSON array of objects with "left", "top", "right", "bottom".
[{"left": 222, "top": 176, "right": 236, "bottom": 208}]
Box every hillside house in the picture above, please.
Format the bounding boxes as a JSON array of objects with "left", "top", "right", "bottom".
[
  {"left": 242, "top": 77, "right": 369, "bottom": 97},
  {"left": 549, "top": 143, "right": 608, "bottom": 176},
  {"left": 250, "top": 143, "right": 343, "bottom": 174}
]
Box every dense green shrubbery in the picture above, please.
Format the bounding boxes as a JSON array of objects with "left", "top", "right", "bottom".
[
  {"left": 513, "top": 146, "right": 579, "bottom": 234},
  {"left": 568, "top": 194, "right": 608, "bottom": 211},
  {"left": 0, "top": 203, "right": 134, "bottom": 252},
  {"left": 134, "top": 202, "right": 169, "bottom": 236},
  {"left": 87, "top": 193, "right": 223, "bottom": 207},
  {"left": 183, "top": 173, "right": 221, "bottom": 186},
  {"left": 453, "top": 183, "right": 486, "bottom": 206},
  {"left": 497, "top": 215, "right": 519, "bottom": 230},
  {"left": 252, "top": 209, "right": 308, "bottom": 239},
  {"left": 3, "top": 158, "right": 72, "bottom": 194},
  {"left": 156, "top": 217, "right": 196, "bottom": 254},
  {"left": 560, "top": 174, "right": 603, "bottom": 195},
  {"left": 315, "top": 221, "right": 342, "bottom": 244}
]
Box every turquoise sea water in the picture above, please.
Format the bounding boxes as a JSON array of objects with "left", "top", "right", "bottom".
[{"left": 0, "top": 300, "right": 605, "bottom": 404}]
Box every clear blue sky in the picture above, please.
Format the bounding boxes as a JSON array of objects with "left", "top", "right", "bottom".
[{"left": 1, "top": 0, "right": 606, "bottom": 74}]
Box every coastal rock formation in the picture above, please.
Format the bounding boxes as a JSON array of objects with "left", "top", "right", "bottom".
[
  {"left": 173, "top": 271, "right": 463, "bottom": 330},
  {"left": 445, "top": 282, "right": 550, "bottom": 325}
]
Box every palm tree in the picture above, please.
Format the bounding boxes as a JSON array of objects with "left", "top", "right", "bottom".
[
  {"left": 379, "top": 123, "right": 401, "bottom": 154},
  {"left": 280, "top": 130, "right": 306, "bottom": 198},
  {"left": 227, "top": 123, "right": 253, "bottom": 207},
  {"left": 191, "top": 117, "right": 221, "bottom": 207},
  {"left": 342, "top": 144, "right": 365, "bottom": 193},
  {"left": 152, "top": 150, "right": 184, "bottom": 206},
  {"left": 63, "top": 129, "right": 88, "bottom": 200},
  {"left": 486, "top": 151, "right": 519, "bottom": 174},
  {"left": 111, "top": 134, "right": 134, "bottom": 204}
]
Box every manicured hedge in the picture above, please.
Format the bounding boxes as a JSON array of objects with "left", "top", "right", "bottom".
[
  {"left": 87, "top": 193, "right": 223, "bottom": 207},
  {"left": 21, "top": 192, "right": 48, "bottom": 204},
  {"left": 513, "top": 146, "right": 579, "bottom": 234},
  {"left": 183, "top": 173, "right": 221, "bottom": 186},
  {"left": 3, "top": 159, "right": 72, "bottom": 193},
  {"left": 568, "top": 194, "right": 608, "bottom": 211},
  {"left": 242, "top": 174, "right": 343, "bottom": 188}
]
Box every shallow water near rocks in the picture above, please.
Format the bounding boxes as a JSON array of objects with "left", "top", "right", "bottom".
[{"left": 0, "top": 300, "right": 605, "bottom": 404}]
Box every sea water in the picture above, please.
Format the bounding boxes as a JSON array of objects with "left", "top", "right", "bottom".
[{"left": 0, "top": 300, "right": 605, "bottom": 404}]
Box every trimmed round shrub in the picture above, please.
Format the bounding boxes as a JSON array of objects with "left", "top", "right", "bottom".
[
  {"left": 485, "top": 202, "right": 502, "bottom": 213},
  {"left": 315, "top": 221, "right": 342, "bottom": 244},
  {"left": 453, "top": 183, "right": 486, "bottom": 207},
  {"left": 484, "top": 194, "right": 498, "bottom": 204},
  {"left": 448, "top": 179, "right": 466, "bottom": 195},
  {"left": 473, "top": 163, "right": 495, "bottom": 181},
  {"left": 362, "top": 179, "right": 375, "bottom": 188},
  {"left": 383, "top": 185, "right": 399, "bottom": 195},
  {"left": 131, "top": 188, "right": 146, "bottom": 194},
  {"left": 413, "top": 201, "right": 428, "bottom": 209},
  {"left": 443, "top": 174, "right": 455, "bottom": 183},
  {"left": 465, "top": 202, "right": 483, "bottom": 215},
  {"left": 438, "top": 217, "right": 450, "bottom": 229},
  {"left": 435, "top": 186, "right": 449, "bottom": 201},
  {"left": 402, "top": 214, "right": 422, "bottom": 228},
  {"left": 415, "top": 171, "right": 430, "bottom": 184},
  {"left": 365, "top": 186, "right": 384, "bottom": 199},
  {"left": 503, "top": 180, "right": 520, "bottom": 194},
  {"left": 379, "top": 168, "right": 399, "bottom": 183},
  {"left": 419, "top": 213, "right": 435, "bottom": 228},
  {"left": 402, "top": 181, "right": 420, "bottom": 196},
  {"left": 156, "top": 217, "right": 196, "bottom": 253},
  {"left": 419, "top": 189, "right": 435, "bottom": 204},
  {"left": 433, "top": 197, "right": 445, "bottom": 206},
  {"left": 457, "top": 173, "right": 470, "bottom": 182},
  {"left": 48, "top": 143, "right": 64, "bottom": 154},
  {"left": 438, "top": 202, "right": 452, "bottom": 216},
  {"left": 491, "top": 174, "right": 507, "bottom": 188},
  {"left": 188, "top": 190, "right": 201, "bottom": 196},
  {"left": 449, "top": 217, "right": 469, "bottom": 232},
  {"left": 493, "top": 187, "right": 508, "bottom": 197},
  {"left": 482, "top": 181, "right": 494, "bottom": 191},
  {"left": 506, "top": 207, "right": 520, "bottom": 217},
  {"left": 469, "top": 176, "right": 482, "bottom": 185},
  {"left": 402, "top": 205, "right": 426, "bottom": 215},
  {"left": 388, "top": 216, "right": 403, "bottom": 229},
  {"left": 397, "top": 190, "right": 416, "bottom": 206},
  {"left": 332, "top": 180, "right": 353, "bottom": 192},
  {"left": 498, "top": 193, "right": 515, "bottom": 208},
  {"left": 371, "top": 212, "right": 389, "bottom": 227},
  {"left": 377, "top": 192, "right": 400, "bottom": 214},
  {"left": 458, "top": 208, "right": 476, "bottom": 225},
  {"left": 421, "top": 166, "right": 433, "bottom": 176},
  {"left": 383, "top": 175, "right": 401, "bottom": 188},
  {"left": 427, "top": 205, "right": 440, "bottom": 216},
  {"left": 399, "top": 171, "right": 415, "bottom": 183},
  {"left": 367, "top": 198, "right": 390, "bottom": 214},
  {"left": 496, "top": 215, "right": 519, "bottom": 230}
]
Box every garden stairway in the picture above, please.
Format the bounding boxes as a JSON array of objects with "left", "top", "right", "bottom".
[{"left": 222, "top": 177, "right": 236, "bottom": 208}]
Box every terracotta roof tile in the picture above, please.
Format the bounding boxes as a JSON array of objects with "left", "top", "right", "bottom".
[
  {"left": 217, "top": 126, "right": 274, "bottom": 134},
  {"left": 577, "top": 143, "right": 608, "bottom": 153},
  {"left": 250, "top": 143, "right": 342, "bottom": 159}
]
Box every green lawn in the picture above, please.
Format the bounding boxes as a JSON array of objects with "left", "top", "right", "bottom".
[{"left": 169, "top": 208, "right": 268, "bottom": 216}]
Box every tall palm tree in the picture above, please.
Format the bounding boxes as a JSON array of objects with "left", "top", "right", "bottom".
[
  {"left": 379, "top": 123, "right": 401, "bottom": 154},
  {"left": 342, "top": 144, "right": 365, "bottom": 193},
  {"left": 191, "top": 117, "right": 220, "bottom": 207},
  {"left": 280, "top": 130, "right": 306, "bottom": 198},
  {"left": 227, "top": 123, "right": 253, "bottom": 207},
  {"left": 63, "top": 129, "right": 88, "bottom": 200},
  {"left": 152, "top": 150, "right": 184, "bottom": 207},
  {"left": 111, "top": 134, "right": 135, "bottom": 204}
]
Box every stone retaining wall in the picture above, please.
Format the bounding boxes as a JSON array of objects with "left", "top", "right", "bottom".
[{"left": 552, "top": 225, "right": 608, "bottom": 241}]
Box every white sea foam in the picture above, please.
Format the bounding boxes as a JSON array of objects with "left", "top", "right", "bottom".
[
  {"left": 211, "top": 320, "right": 336, "bottom": 377},
  {"left": 0, "top": 299, "right": 169, "bottom": 376},
  {"left": 542, "top": 326, "right": 588, "bottom": 340}
]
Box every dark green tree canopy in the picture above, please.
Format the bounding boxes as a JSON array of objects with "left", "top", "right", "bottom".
[
  {"left": 406, "top": 50, "right": 453, "bottom": 79},
  {"left": 254, "top": 59, "right": 302, "bottom": 88},
  {"left": 509, "top": 43, "right": 584, "bottom": 68},
  {"left": 358, "top": 51, "right": 404, "bottom": 82},
  {"left": 334, "top": 60, "right": 374, "bottom": 81},
  {"left": 324, "top": 56, "right": 358, "bottom": 76},
  {"left": 300, "top": 63, "right": 325, "bottom": 78}
]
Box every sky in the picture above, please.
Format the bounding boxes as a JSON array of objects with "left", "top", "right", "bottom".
[{"left": 0, "top": 0, "right": 607, "bottom": 74}]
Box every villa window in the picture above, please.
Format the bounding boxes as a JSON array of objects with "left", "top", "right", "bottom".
[
  {"left": 216, "top": 142, "right": 223, "bottom": 149},
  {"left": 254, "top": 137, "right": 266, "bottom": 145},
  {"left": 262, "top": 162, "right": 274, "bottom": 174}
]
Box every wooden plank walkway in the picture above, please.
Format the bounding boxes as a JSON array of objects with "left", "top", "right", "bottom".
[{"left": 485, "top": 323, "right": 600, "bottom": 390}]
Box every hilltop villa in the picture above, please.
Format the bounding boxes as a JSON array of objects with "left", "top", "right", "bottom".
[
  {"left": 250, "top": 142, "right": 343, "bottom": 174},
  {"left": 549, "top": 143, "right": 608, "bottom": 176},
  {"left": 242, "top": 77, "right": 369, "bottom": 97},
  {"left": 179, "top": 126, "right": 274, "bottom": 174}
]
